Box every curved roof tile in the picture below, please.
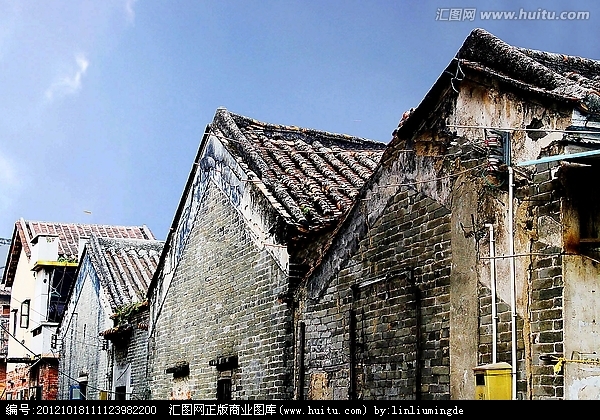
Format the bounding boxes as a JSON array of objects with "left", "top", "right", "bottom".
[{"left": 213, "top": 108, "right": 386, "bottom": 232}]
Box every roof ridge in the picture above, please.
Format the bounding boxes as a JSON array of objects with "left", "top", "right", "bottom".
[
  {"left": 224, "top": 108, "right": 386, "bottom": 147},
  {"left": 210, "top": 108, "right": 385, "bottom": 233},
  {"left": 22, "top": 219, "right": 149, "bottom": 229},
  {"left": 459, "top": 28, "right": 592, "bottom": 100}
]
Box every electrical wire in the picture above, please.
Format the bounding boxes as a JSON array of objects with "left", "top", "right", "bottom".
[
  {"left": 368, "top": 162, "right": 487, "bottom": 191},
  {"left": 1, "top": 319, "right": 147, "bottom": 400},
  {"left": 0, "top": 320, "right": 38, "bottom": 358},
  {"left": 448, "top": 124, "right": 600, "bottom": 135},
  {"left": 2, "top": 295, "right": 146, "bottom": 400}
]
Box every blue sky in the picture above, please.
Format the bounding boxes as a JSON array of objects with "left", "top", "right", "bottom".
[{"left": 1, "top": 0, "right": 599, "bottom": 260}]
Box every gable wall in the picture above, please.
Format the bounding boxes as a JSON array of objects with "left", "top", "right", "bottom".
[
  {"left": 447, "top": 78, "right": 573, "bottom": 400},
  {"left": 148, "top": 182, "right": 294, "bottom": 399},
  {"left": 299, "top": 185, "right": 452, "bottom": 400},
  {"left": 7, "top": 248, "right": 35, "bottom": 363},
  {"left": 58, "top": 260, "right": 112, "bottom": 400}
]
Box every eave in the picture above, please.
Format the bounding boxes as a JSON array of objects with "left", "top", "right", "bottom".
[{"left": 31, "top": 260, "right": 78, "bottom": 272}]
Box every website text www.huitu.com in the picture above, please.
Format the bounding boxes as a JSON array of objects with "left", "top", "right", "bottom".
[{"left": 436, "top": 8, "right": 590, "bottom": 21}]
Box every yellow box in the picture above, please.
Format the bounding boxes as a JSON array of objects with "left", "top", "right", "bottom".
[{"left": 473, "top": 362, "right": 512, "bottom": 400}]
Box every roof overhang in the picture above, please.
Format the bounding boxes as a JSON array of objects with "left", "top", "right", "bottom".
[
  {"left": 6, "top": 357, "right": 39, "bottom": 364},
  {"left": 2, "top": 225, "right": 22, "bottom": 287},
  {"left": 31, "top": 261, "right": 78, "bottom": 272}
]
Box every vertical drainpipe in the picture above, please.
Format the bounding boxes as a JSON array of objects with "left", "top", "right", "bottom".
[
  {"left": 349, "top": 309, "right": 356, "bottom": 400},
  {"left": 485, "top": 224, "right": 499, "bottom": 363},
  {"left": 406, "top": 270, "right": 421, "bottom": 400},
  {"left": 349, "top": 284, "right": 358, "bottom": 400},
  {"left": 298, "top": 321, "right": 305, "bottom": 400},
  {"left": 508, "top": 165, "right": 517, "bottom": 400},
  {"left": 108, "top": 343, "right": 114, "bottom": 397}
]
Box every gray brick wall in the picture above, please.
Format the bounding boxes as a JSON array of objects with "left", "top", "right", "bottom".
[
  {"left": 58, "top": 261, "right": 112, "bottom": 400},
  {"left": 477, "top": 284, "right": 526, "bottom": 396},
  {"left": 58, "top": 260, "right": 151, "bottom": 400},
  {"left": 300, "top": 186, "right": 452, "bottom": 399},
  {"left": 526, "top": 163, "right": 564, "bottom": 399},
  {"left": 476, "top": 162, "right": 564, "bottom": 400},
  {"left": 148, "top": 182, "right": 294, "bottom": 399},
  {"left": 112, "top": 310, "right": 150, "bottom": 400}
]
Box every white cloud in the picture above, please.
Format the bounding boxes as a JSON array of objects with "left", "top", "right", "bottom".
[
  {"left": 0, "top": 154, "right": 16, "bottom": 186},
  {"left": 45, "top": 54, "right": 89, "bottom": 101},
  {"left": 0, "top": 152, "right": 21, "bottom": 212},
  {"left": 125, "top": 0, "right": 138, "bottom": 24}
]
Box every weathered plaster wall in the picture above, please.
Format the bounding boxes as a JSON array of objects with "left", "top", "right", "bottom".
[
  {"left": 451, "top": 81, "right": 571, "bottom": 166},
  {"left": 7, "top": 248, "right": 35, "bottom": 363},
  {"left": 563, "top": 249, "right": 600, "bottom": 399},
  {"left": 560, "top": 164, "right": 600, "bottom": 399},
  {"left": 448, "top": 175, "right": 479, "bottom": 399},
  {"left": 388, "top": 77, "right": 574, "bottom": 400},
  {"left": 447, "top": 80, "right": 573, "bottom": 400}
]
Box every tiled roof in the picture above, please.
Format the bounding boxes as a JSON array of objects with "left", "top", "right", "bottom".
[
  {"left": 458, "top": 28, "right": 600, "bottom": 110},
  {"left": 211, "top": 108, "right": 386, "bottom": 233},
  {"left": 393, "top": 28, "right": 600, "bottom": 140},
  {"left": 2, "top": 219, "right": 155, "bottom": 287},
  {"left": 85, "top": 235, "right": 163, "bottom": 311}
]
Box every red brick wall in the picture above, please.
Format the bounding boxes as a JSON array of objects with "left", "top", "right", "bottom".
[
  {"left": 6, "top": 365, "right": 30, "bottom": 399},
  {"left": 5, "top": 361, "right": 59, "bottom": 400},
  {"left": 0, "top": 362, "right": 6, "bottom": 399},
  {"left": 38, "top": 363, "right": 59, "bottom": 400}
]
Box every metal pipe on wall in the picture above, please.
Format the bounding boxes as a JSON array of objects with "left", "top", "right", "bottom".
[
  {"left": 485, "top": 224, "right": 499, "bottom": 364},
  {"left": 508, "top": 166, "right": 517, "bottom": 400},
  {"left": 298, "top": 321, "right": 305, "bottom": 400},
  {"left": 349, "top": 310, "right": 356, "bottom": 400}
]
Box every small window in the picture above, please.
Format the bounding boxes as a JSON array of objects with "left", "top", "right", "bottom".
[
  {"left": 12, "top": 308, "right": 18, "bottom": 336},
  {"left": 476, "top": 373, "right": 485, "bottom": 386},
  {"left": 69, "top": 385, "right": 81, "bottom": 400},
  {"left": 20, "top": 300, "right": 30, "bottom": 329},
  {"left": 30, "top": 386, "right": 42, "bottom": 400},
  {"left": 115, "top": 386, "right": 127, "bottom": 400},
  {"left": 217, "top": 379, "right": 232, "bottom": 401},
  {"left": 69, "top": 382, "right": 87, "bottom": 400},
  {"left": 79, "top": 382, "right": 87, "bottom": 400}
]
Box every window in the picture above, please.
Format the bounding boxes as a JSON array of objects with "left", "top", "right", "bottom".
[
  {"left": 30, "top": 386, "right": 42, "bottom": 400},
  {"left": 562, "top": 164, "right": 600, "bottom": 259},
  {"left": 217, "top": 379, "right": 232, "bottom": 401},
  {"left": 69, "top": 381, "right": 87, "bottom": 400},
  {"left": 69, "top": 385, "right": 81, "bottom": 400},
  {"left": 20, "top": 300, "right": 30, "bottom": 329},
  {"left": 115, "top": 386, "right": 126, "bottom": 400},
  {"left": 11, "top": 308, "right": 17, "bottom": 336},
  {"left": 79, "top": 382, "right": 87, "bottom": 400}
]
